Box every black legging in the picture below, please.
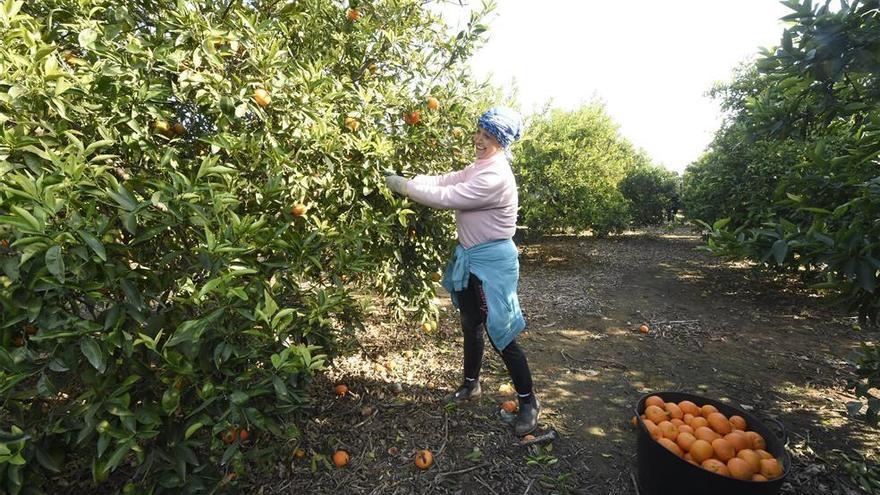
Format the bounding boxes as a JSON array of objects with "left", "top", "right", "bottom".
[{"left": 456, "top": 273, "right": 533, "bottom": 397}]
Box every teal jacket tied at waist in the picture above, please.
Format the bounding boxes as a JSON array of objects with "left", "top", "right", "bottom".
[{"left": 442, "top": 239, "right": 526, "bottom": 350}]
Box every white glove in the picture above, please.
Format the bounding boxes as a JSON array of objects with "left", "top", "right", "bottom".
[{"left": 385, "top": 175, "right": 409, "bottom": 196}]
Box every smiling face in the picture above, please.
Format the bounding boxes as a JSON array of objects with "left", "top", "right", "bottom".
[{"left": 473, "top": 127, "right": 502, "bottom": 160}]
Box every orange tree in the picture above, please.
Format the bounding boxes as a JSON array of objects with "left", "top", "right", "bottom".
[
  {"left": 515, "top": 103, "right": 652, "bottom": 238},
  {"left": 0, "top": 0, "right": 496, "bottom": 492}
]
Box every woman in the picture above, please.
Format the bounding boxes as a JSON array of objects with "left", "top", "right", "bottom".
[{"left": 385, "top": 107, "right": 540, "bottom": 436}]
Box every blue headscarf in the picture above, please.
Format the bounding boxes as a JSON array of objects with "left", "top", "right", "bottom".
[{"left": 477, "top": 107, "right": 523, "bottom": 149}]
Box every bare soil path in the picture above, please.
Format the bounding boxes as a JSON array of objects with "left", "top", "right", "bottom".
[{"left": 264, "top": 227, "right": 877, "bottom": 494}]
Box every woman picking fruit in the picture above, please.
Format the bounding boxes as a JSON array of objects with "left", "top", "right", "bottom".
[{"left": 385, "top": 107, "right": 540, "bottom": 435}]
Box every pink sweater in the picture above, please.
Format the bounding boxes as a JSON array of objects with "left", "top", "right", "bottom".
[{"left": 406, "top": 152, "right": 518, "bottom": 248}]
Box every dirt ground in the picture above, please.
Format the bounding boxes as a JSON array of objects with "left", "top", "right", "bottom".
[{"left": 260, "top": 227, "right": 878, "bottom": 494}]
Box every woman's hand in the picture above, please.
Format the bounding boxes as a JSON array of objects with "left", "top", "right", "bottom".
[{"left": 385, "top": 175, "right": 409, "bottom": 196}]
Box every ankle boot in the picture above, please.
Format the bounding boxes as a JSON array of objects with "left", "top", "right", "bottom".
[
  {"left": 445, "top": 380, "right": 481, "bottom": 404},
  {"left": 514, "top": 394, "right": 541, "bottom": 436}
]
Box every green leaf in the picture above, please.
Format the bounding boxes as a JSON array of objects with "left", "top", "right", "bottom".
[
  {"left": 45, "top": 245, "right": 65, "bottom": 282},
  {"left": 78, "top": 28, "right": 98, "bottom": 50},
  {"left": 230, "top": 391, "right": 249, "bottom": 406},
  {"left": 161, "top": 388, "right": 180, "bottom": 413},
  {"left": 81, "top": 338, "right": 106, "bottom": 373},
  {"left": 184, "top": 422, "right": 204, "bottom": 440},
  {"left": 78, "top": 230, "right": 107, "bottom": 261}
]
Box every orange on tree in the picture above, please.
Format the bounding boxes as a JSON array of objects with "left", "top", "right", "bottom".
[
  {"left": 403, "top": 110, "right": 421, "bottom": 125},
  {"left": 291, "top": 203, "right": 307, "bottom": 217},
  {"left": 332, "top": 450, "right": 349, "bottom": 468},
  {"left": 346, "top": 8, "right": 360, "bottom": 21},
  {"left": 172, "top": 122, "right": 186, "bottom": 135},
  {"left": 222, "top": 428, "right": 238, "bottom": 444},
  {"left": 427, "top": 96, "right": 440, "bottom": 110},
  {"left": 238, "top": 429, "right": 249, "bottom": 442},
  {"left": 344, "top": 116, "right": 360, "bottom": 132},
  {"left": 153, "top": 119, "right": 172, "bottom": 136},
  {"left": 253, "top": 88, "right": 271, "bottom": 107},
  {"left": 414, "top": 450, "right": 433, "bottom": 469}
]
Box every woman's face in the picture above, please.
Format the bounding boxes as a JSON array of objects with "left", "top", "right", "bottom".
[{"left": 473, "top": 127, "right": 502, "bottom": 160}]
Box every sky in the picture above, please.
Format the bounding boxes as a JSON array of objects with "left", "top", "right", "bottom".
[{"left": 439, "top": 1, "right": 792, "bottom": 173}]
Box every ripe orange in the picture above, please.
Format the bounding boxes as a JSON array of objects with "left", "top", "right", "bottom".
[
  {"left": 346, "top": 8, "right": 361, "bottom": 21},
  {"left": 690, "top": 416, "right": 709, "bottom": 429},
  {"left": 727, "top": 457, "right": 755, "bottom": 480},
  {"left": 222, "top": 428, "right": 237, "bottom": 444},
  {"left": 752, "top": 474, "right": 768, "bottom": 481},
  {"left": 639, "top": 324, "right": 649, "bottom": 334},
  {"left": 694, "top": 426, "right": 720, "bottom": 443},
  {"left": 755, "top": 449, "right": 773, "bottom": 460},
  {"left": 238, "top": 429, "right": 249, "bottom": 442},
  {"left": 676, "top": 431, "right": 696, "bottom": 452},
  {"left": 334, "top": 384, "right": 349, "bottom": 396},
  {"left": 426, "top": 97, "right": 440, "bottom": 110},
  {"left": 678, "top": 400, "right": 700, "bottom": 416},
  {"left": 670, "top": 418, "right": 684, "bottom": 427},
  {"left": 689, "top": 439, "right": 714, "bottom": 463},
  {"left": 414, "top": 450, "right": 433, "bottom": 469},
  {"left": 501, "top": 400, "right": 517, "bottom": 413},
  {"left": 745, "top": 431, "right": 766, "bottom": 451},
  {"left": 678, "top": 424, "right": 694, "bottom": 435},
  {"left": 707, "top": 412, "right": 732, "bottom": 435},
  {"left": 759, "top": 458, "right": 783, "bottom": 479},
  {"left": 657, "top": 438, "right": 683, "bottom": 457},
  {"left": 344, "top": 116, "right": 359, "bottom": 132},
  {"left": 665, "top": 402, "right": 684, "bottom": 420},
  {"left": 700, "top": 404, "right": 719, "bottom": 417},
  {"left": 644, "top": 405, "right": 668, "bottom": 424},
  {"left": 737, "top": 449, "right": 762, "bottom": 473},
  {"left": 403, "top": 110, "right": 421, "bottom": 125},
  {"left": 630, "top": 416, "right": 638, "bottom": 428},
  {"left": 253, "top": 88, "right": 271, "bottom": 107},
  {"left": 644, "top": 395, "right": 665, "bottom": 408},
  {"left": 154, "top": 119, "right": 172, "bottom": 136},
  {"left": 729, "top": 415, "right": 747, "bottom": 431},
  {"left": 332, "top": 450, "right": 349, "bottom": 468},
  {"left": 724, "top": 431, "right": 750, "bottom": 452},
  {"left": 657, "top": 421, "right": 679, "bottom": 441},
  {"left": 711, "top": 438, "right": 736, "bottom": 462},
  {"left": 291, "top": 203, "right": 307, "bottom": 217},
  {"left": 701, "top": 458, "right": 729, "bottom": 476},
  {"left": 644, "top": 420, "right": 662, "bottom": 441}
]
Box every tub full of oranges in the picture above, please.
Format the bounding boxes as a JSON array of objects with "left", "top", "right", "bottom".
[{"left": 633, "top": 392, "right": 788, "bottom": 495}]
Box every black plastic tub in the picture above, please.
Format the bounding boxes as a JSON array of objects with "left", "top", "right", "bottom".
[{"left": 635, "top": 391, "right": 790, "bottom": 495}]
